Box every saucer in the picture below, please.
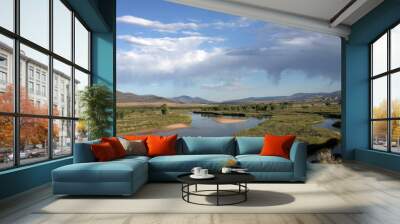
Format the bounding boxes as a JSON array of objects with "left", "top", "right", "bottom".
[{"left": 190, "top": 174, "right": 215, "bottom": 179}]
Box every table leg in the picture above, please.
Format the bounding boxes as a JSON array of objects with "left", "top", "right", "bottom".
[
  {"left": 217, "top": 184, "right": 219, "bottom": 206},
  {"left": 245, "top": 183, "right": 247, "bottom": 201},
  {"left": 195, "top": 184, "right": 198, "bottom": 192}
]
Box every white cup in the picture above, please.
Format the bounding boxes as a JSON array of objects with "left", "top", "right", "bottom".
[
  {"left": 221, "top": 167, "right": 232, "bottom": 174},
  {"left": 191, "top": 167, "right": 202, "bottom": 176},
  {"left": 200, "top": 169, "right": 208, "bottom": 176}
]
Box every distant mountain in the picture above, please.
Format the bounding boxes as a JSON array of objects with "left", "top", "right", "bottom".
[
  {"left": 171, "top": 95, "right": 215, "bottom": 104},
  {"left": 116, "top": 91, "right": 176, "bottom": 104},
  {"left": 117, "top": 90, "right": 341, "bottom": 105},
  {"left": 223, "top": 91, "right": 341, "bottom": 104}
]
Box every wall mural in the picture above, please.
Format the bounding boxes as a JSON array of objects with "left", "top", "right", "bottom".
[{"left": 116, "top": 0, "right": 342, "bottom": 163}]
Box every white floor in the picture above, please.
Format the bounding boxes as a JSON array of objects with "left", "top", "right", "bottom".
[{"left": 1, "top": 162, "right": 400, "bottom": 224}]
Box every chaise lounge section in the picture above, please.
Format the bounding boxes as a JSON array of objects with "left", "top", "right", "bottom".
[{"left": 52, "top": 137, "right": 307, "bottom": 196}]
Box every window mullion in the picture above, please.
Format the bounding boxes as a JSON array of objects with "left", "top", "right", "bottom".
[
  {"left": 71, "top": 10, "right": 76, "bottom": 155},
  {"left": 388, "top": 30, "right": 391, "bottom": 152}
]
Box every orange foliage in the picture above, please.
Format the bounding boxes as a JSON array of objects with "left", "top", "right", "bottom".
[
  {"left": 373, "top": 99, "right": 400, "bottom": 141},
  {"left": 0, "top": 84, "right": 60, "bottom": 149}
]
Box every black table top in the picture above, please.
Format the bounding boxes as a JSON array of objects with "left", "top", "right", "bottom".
[{"left": 177, "top": 172, "right": 255, "bottom": 185}]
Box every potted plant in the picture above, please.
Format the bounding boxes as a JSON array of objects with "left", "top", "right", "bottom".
[{"left": 79, "top": 84, "right": 113, "bottom": 140}]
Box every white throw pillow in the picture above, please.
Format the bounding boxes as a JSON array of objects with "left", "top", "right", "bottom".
[{"left": 119, "top": 138, "right": 147, "bottom": 156}]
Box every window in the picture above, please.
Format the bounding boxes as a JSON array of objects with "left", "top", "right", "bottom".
[
  {"left": 0, "top": 71, "right": 6, "bottom": 85},
  {"left": 28, "top": 81, "right": 34, "bottom": 94},
  {"left": 53, "top": 0, "right": 72, "bottom": 60},
  {"left": 74, "top": 17, "right": 90, "bottom": 70},
  {"left": 0, "top": 34, "right": 13, "bottom": 113},
  {"left": 53, "top": 59, "right": 72, "bottom": 117},
  {"left": 36, "top": 84, "right": 40, "bottom": 95},
  {"left": 20, "top": 0, "right": 49, "bottom": 48},
  {"left": 0, "top": 116, "right": 14, "bottom": 170},
  {"left": 74, "top": 69, "right": 89, "bottom": 118},
  {"left": 0, "top": 0, "right": 91, "bottom": 170},
  {"left": 42, "top": 85, "right": 46, "bottom": 97},
  {"left": 0, "top": 55, "right": 7, "bottom": 67},
  {"left": 28, "top": 67, "right": 34, "bottom": 80},
  {"left": 370, "top": 23, "right": 400, "bottom": 153},
  {"left": 53, "top": 119, "right": 72, "bottom": 158},
  {"left": 0, "top": 0, "right": 14, "bottom": 32}
]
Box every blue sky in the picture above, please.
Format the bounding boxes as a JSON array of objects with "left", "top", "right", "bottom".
[{"left": 117, "top": 0, "right": 341, "bottom": 102}]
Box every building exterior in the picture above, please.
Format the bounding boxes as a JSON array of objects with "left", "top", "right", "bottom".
[{"left": 0, "top": 41, "right": 74, "bottom": 155}]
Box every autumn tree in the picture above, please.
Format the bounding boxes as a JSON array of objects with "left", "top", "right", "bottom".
[
  {"left": 0, "top": 85, "right": 59, "bottom": 152},
  {"left": 372, "top": 99, "right": 400, "bottom": 143}
]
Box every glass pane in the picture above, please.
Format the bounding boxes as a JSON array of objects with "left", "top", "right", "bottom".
[
  {"left": 75, "top": 120, "right": 88, "bottom": 143},
  {"left": 74, "top": 69, "right": 89, "bottom": 118},
  {"left": 0, "top": 0, "right": 14, "bottom": 31},
  {"left": 372, "top": 76, "right": 387, "bottom": 119},
  {"left": 53, "top": 59, "right": 72, "bottom": 117},
  {"left": 0, "top": 34, "right": 14, "bottom": 112},
  {"left": 20, "top": 0, "right": 49, "bottom": 49},
  {"left": 53, "top": 0, "right": 72, "bottom": 60},
  {"left": 372, "top": 121, "right": 388, "bottom": 151},
  {"left": 392, "top": 24, "right": 400, "bottom": 70},
  {"left": 372, "top": 33, "right": 387, "bottom": 76},
  {"left": 20, "top": 117, "right": 49, "bottom": 165},
  {"left": 53, "top": 119, "right": 72, "bottom": 157},
  {"left": 391, "top": 120, "right": 400, "bottom": 153},
  {"left": 74, "top": 18, "right": 89, "bottom": 70},
  {"left": 0, "top": 116, "right": 14, "bottom": 170},
  {"left": 391, "top": 72, "right": 400, "bottom": 118},
  {"left": 20, "top": 44, "right": 49, "bottom": 115}
]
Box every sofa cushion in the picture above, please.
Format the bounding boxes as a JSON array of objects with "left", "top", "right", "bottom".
[
  {"left": 53, "top": 158, "right": 147, "bottom": 183},
  {"left": 91, "top": 142, "right": 118, "bottom": 162},
  {"left": 147, "top": 135, "right": 177, "bottom": 157},
  {"left": 260, "top": 135, "right": 296, "bottom": 159},
  {"left": 180, "top": 137, "right": 235, "bottom": 155},
  {"left": 236, "top": 155, "right": 293, "bottom": 172},
  {"left": 149, "top": 154, "right": 235, "bottom": 172},
  {"left": 236, "top": 137, "right": 264, "bottom": 155},
  {"left": 101, "top": 137, "right": 127, "bottom": 158},
  {"left": 119, "top": 138, "right": 147, "bottom": 156}
]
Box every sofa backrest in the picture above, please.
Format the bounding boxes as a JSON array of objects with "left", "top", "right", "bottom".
[
  {"left": 178, "top": 137, "right": 236, "bottom": 155},
  {"left": 73, "top": 139, "right": 100, "bottom": 163},
  {"left": 235, "top": 137, "right": 264, "bottom": 155}
]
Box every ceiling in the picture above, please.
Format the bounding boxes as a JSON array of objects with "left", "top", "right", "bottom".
[{"left": 170, "top": 0, "right": 384, "bottom": 38}]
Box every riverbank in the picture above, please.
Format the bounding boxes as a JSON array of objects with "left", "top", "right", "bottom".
[
  {"left": 237, "top": 113, "right": 340, "bottom": 145},
  {"left": 117, "top": 108, "right": 192, "bottom": 135},
  {"left": 214, "top": 117, "right": 247, "bottom": 124},
  {"left": 125, "top": 123, "right": 190, "bottom": 135}
]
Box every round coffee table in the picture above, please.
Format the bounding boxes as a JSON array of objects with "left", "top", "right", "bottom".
[{"left": 177, "top": 173, "right": 255, "bottom": 206}]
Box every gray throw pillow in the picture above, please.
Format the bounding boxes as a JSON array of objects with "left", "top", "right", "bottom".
[{"left": 119, "top": 138, "right": 147, "bottom": 156}]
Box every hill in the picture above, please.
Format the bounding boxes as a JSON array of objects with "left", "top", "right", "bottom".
[
  {"left": 171, "top": 95, "right": 215, "bottom": 104},
  {"left": 223, "top": 91, "right": 341, "bottom": 104},
  {"left": 116, "top": 91, "right": 176, "bottom": 105}
]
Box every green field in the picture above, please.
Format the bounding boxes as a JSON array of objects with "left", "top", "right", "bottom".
[
  {"left": 117, "top": 102, "right": 341, "bottom": 151},
  {"left": 117, "top": 107, "right": 192, "bottom": 135}
]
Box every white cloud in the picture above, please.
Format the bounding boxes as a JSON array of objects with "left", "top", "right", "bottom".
[
  {"left": 117, "top": 15, "right": 253, "bottom": 33},
  {"left": 117, "top": 35, "right": 224, "bottom": 52},
  {"left": 117, "top": 23, "right": 340, "bottom": 88},
  {"left": 117, "top": 15, "right": 201, "bottom": 32},
  {"left": 117, "top": 35, "right": 225, "bottom": 80}
]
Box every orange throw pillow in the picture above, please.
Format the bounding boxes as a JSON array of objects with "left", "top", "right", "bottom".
[
  {"left": 124, "top": 135, "right": 148, "bottom": 141},
  {"left": 146, "top": 135, "right": 177, "bottom": 157},
  {"left": 91, "top": 142, "right": 117, "bottom": 161},
  {"left": 101, "top": 137, "right": 126, "bottom": 158},
  {"left": 260, "top": 134, "right": 296, "bottom": 159}
]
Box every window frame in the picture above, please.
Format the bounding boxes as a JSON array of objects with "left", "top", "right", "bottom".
[
  {"left": 0, "top": 0, "right": 92, "bottom": 171},
  {"left": 370, "top": 21, "right": 400, "bottom": 154}
]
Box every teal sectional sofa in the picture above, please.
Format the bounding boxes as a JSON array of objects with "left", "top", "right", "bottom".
[{"left": 52, "top": 137, "right": 307, "bottom": 196}]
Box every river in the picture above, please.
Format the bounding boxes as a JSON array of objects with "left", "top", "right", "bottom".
[{"left": 153, "top": 113, "right": 265, "bottom": 137}]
